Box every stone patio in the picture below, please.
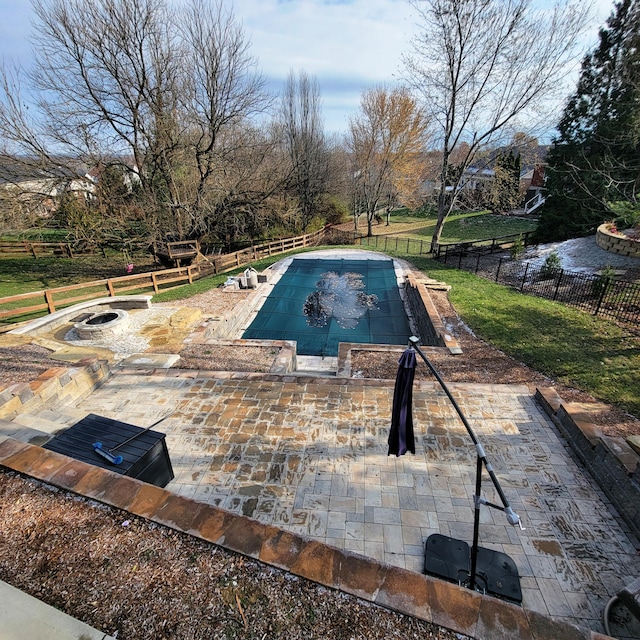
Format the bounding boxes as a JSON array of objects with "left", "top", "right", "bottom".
[
  {"left": 2, "top": 248, "right": 639, "bottom": 638},
  {"left": 65, "top": 365, "right": 640, "bottom": 637}
]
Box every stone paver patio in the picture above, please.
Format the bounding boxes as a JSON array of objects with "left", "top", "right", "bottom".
[{"left": 73, "top": 366, "right": 640, "bottom": 636}]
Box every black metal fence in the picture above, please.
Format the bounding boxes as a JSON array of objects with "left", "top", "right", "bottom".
[
  {"left": 358, "top": 234, "right": 434, "bottom": 255},
  {"left": 358, "top": 231, "right": 638, "bottom": 327},
  {"left": 358, "top": 230, "right": 535, "bottom": 257},
  {"left": 438, "top": 249, "right": 640, "bottom": 328}
]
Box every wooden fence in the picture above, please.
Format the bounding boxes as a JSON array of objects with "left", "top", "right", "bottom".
[
  {"left": 0, "top": 227, "right": 330, "bottom": 323},
  {"left": 0, "top": 240, "right": 75, "bottom": 258}
]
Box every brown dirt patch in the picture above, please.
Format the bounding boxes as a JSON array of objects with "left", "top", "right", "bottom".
[
  {"left": 0, "top": 343, "right": 55, "bottom": 388},
  {"left": 175, "top": 344, "right": 280, "bottom": 373}
]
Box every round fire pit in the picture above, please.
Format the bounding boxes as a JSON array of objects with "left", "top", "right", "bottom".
[{"left": 74, "top": 309, "right": 130, "bottom": 340}]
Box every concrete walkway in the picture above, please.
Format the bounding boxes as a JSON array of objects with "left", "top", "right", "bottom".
[
  {"left": 71, "top": 367, "right": 640, "bottom": 637},
  {"left": 0, "top": 580, "right": 115, "bottom": 640}
]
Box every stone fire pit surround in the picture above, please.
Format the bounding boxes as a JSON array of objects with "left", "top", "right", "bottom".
[{"left": 74, "top": 309, "right": 130, "bottom": 340}]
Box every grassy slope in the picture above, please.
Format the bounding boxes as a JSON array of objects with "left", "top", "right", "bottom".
[
  {"left": 385, "top": 210, "right": 537, "bottom": 243},
  {"left": 410, "top": 256, "right": 640, "bottom": 418}
]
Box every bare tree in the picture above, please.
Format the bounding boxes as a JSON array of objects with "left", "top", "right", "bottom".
[
  {"left": 0, "top": 0, "right": 270, "bottom": 245},
  {"left": 280, "top": 70, "right": 329, "bottom": 231},
  {"left": 179, "top": 0, "right": 270, "bottom": 237},
  {"left": 348, "top": 87, "right": 429, "bottom": 237},
  {"left": 403, "top": 0, "right": 591, "bottom": 251}
]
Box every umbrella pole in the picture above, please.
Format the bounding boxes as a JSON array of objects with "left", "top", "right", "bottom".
[
  {"left": 408, "top": 337, "right": 523, "bottom": 599},
  {"left": 469, "top": 455, "right": 483, "bottom": 591}
]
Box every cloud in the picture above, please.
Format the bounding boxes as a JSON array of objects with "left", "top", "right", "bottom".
[
  {"left": 234, "top": 0, "right": 415, "bottom": 78},
  {"left": 233, "top": 0, "right": 418, "bottom": 133},
  {"left": 0, "top": 0, "right": 618, "bottom": 136}
]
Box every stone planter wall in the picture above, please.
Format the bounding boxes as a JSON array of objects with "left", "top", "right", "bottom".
[
  {"left": 404, "top": 274, "right": 461, "bottom": 354},
  {"left": 596, "top": 223, "right": 640, "bottom": 258},
  {"left": 535, "top": 388, "right": 640, "bottom": 540}
]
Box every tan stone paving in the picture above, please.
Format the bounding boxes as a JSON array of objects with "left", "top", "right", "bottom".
[{"left": 71, "top": 367, "right": 640, "bottom": 636}]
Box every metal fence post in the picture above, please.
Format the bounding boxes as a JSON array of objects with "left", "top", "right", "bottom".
[
  {"left": 594, "top": 276, "right": 611, "bottom": 317},
  {"left": 520, "top": 263, "right": 530, "bottom": 292},
  {"left": 553, "top": 270, "right": 564, "bottom": 301},
  {"left": 495, "top": 257, "right": 503, "bottom": 282}
]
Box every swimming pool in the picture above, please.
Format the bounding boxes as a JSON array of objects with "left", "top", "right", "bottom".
[{"left": 242, "top": 258, "right": 412, "bottom": 356}]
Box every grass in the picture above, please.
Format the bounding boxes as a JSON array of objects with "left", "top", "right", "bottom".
[
  {"left": 405, "top": 256, "right": 640, "bottom": 418},
  {"left": 395, "top": 210, "right": 536, "bottom": 243},
  {"left": 0, "top": 252, "right": 157, "bottom": 297}
]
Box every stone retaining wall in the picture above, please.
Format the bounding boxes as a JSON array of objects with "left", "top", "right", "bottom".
[
  {"left": 596, "top": 223, "right": 640, "bottom": 258},
  {"left": 404, "top": 274, "right": 461, "bottom": 353},
  {"left": 535, "top": 388, "right": 640, "bottom": 541},
  {"left": 204, "top": 290, "right": 265, "bottom": 339},
  {"left": 0, "top": 358, "right": 110, "bottom": 420}
]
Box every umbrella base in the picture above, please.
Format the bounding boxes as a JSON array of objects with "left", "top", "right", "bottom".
[{"left": 424, "top": 533, "right": 522, "bottom": 604}]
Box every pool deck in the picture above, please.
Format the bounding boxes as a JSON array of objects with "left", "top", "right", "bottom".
[{"left": 62, "top": 366, "right": 640, "bottom": 637}]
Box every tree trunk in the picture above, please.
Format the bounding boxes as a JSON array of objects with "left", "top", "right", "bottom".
[
  {"left": 367, "top": 210, "right": 374, "bottom": 237},
  {"left": 430, "top": 174, "right": 450, "bottom": 253}
]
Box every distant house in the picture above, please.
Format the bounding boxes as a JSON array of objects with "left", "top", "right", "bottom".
[
  {"left": 520, "top": 163, "right": 547, "bottom": 213},
  {"left": 0, "top": 157, "right": 96, "bottom": 218},
  {"left": 461, "top": 166, "right": 495, "bottom": 192}
]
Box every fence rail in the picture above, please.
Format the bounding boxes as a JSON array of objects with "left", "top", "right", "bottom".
[
  {"left": 357, "top": 231, "right": 535, "bottom": 257},
  {"left": 0, "top": 227, "right": 334, "bottom": 324},
  {"left": 0, "top": 240, "right": 75, "bottom": 258},
  {"left": 360, "top": 230, "right": 638, "bottom": 328}
]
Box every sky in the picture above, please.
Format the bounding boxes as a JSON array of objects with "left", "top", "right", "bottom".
[{"left": 0, "top": 0, "right": 617, "bottom": 137}]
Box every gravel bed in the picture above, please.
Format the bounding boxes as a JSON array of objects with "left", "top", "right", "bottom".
[{"left": 176, "top": 344, "right": 280, "bottom": 373}]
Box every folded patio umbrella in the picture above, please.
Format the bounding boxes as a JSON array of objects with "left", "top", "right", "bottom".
[{"left": 388, "top": 347, "right": 417, "bottom": 456}]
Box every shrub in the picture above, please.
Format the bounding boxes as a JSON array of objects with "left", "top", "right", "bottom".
[
  {"left": 540, "top": 250, "right": 562, "bottom": 279},
  {"left": 592, "top": 265, "right": 615, "bottom": 298},
  {"left": 510, "top": 234, "right": 525, "bottom": 259}
]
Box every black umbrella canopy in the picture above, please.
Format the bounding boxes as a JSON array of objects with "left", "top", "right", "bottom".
[{"left": 388, "top": 347, "right": 417, "bottom": 456}]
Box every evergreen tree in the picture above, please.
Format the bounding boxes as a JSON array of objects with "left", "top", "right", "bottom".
[{"left": 537, "top": 0, "right": 640, "bottom": 241}]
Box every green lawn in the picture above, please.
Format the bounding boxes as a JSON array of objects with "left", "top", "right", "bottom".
[
  {"left": 388, "top": 210, "right": 537, "bottom": 243},
  {"left": 0, "top": 253, "right": 158, "bottom": 297},
  {"left": 408, "top": 256, "right": 640, "bottom": 418}
]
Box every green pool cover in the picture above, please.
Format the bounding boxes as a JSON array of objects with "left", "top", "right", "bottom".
[{"left": 242, "top": 258, "right": 412, "bottom": 356}]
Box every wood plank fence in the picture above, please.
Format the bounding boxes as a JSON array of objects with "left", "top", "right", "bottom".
[
  {"left": 0, "top": 228, "right": 330, "bottom": 323},
  {"left": 0, "top": 240, "right": 75, "bottom": 258}
]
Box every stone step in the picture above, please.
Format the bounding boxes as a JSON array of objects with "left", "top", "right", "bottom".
[
  {"left": 0, "top": 418, "right": 51, "bottom": 446},
  {"left": 37, "top": 407, "right": 88, "bottom": 427},
  {"left": 13, "top": 413, "right": 74, "bottom": 436},
  {"left": 293, "top": 370, "right": 336, "bottom": 378}
]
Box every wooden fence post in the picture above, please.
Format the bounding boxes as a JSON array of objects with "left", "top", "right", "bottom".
[
  {"left": 45, "top": 290, "right": 55, "bottom": 313},
  {"left": 106, "top": 280, "right": 115, "bottom": 296},
  {"left": 152, "top": 273, "right": 159, "bottom": 294}
]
